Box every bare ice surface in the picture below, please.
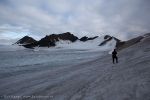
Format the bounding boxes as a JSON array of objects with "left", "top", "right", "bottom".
[{"left": 0, "top": 37, "right": 150, "bottom": 100}]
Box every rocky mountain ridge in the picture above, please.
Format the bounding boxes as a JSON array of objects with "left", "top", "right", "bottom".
[
  {"left": 15, "top": 32, "right": 121, "bottom": 49},
  {"left": 116, "top": 33, "right": 150, "bottom": 51}
]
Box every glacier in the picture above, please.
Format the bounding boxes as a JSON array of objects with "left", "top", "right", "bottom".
[{"left": 0, "top": 35, "right": 150, "bottom": 100}]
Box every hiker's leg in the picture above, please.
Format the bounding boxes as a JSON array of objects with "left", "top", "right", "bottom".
[
  {"left": 116, "top": 56, "right": 118, "bottom": 63},
  {"left": 112, "top": 57, "right": 115, "bottom": 64}
]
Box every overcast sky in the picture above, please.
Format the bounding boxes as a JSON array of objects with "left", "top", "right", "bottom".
[{"left": 0, "top": 0, "right": 150, "bottom": 41}]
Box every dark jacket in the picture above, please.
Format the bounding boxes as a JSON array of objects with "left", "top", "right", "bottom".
[{"left": 112, "top": 50, "right": 117, "bottom": 57}]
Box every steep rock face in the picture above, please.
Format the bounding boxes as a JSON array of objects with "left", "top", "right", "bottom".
[
  {"left": 99, "top": 35, "right": 113, "bottom": 46},
  {"left": 16, "top": 32, "right": 78, "bottom": 48},
  {"left": 99, "top": 35, "right": 122, "bottom": 47},
  {"left": 79, "top": 36, "right": 88, "bottom": 42},
  {"left": 16, "top": 33, "right": 124, "bottom": 49},
  {"left": 80, "top": 36, "right": 98, "bottom": 42},
  {"left": 104, "top": 35, "right": 112, "bottom": 39},
  {"left": 116, "top": 33, "right": 150, "bottom": 51},
  {"left": 15, "top": 36, "right": 37, "bottom": 45},
  {"left": 22, "top": 42, "right": 38, "bottom": 49},
  {"left": 38, "top": 35, "right": 56, "bottom": 47},
  {"left": 116, "top": 36, "right": 144, "bottom": 51},
  {"left": 56, "top": 32, "right": 78, "bottom": 42},
  {"left": 38, "top": 32, "right": 78, "bottom": 47}
]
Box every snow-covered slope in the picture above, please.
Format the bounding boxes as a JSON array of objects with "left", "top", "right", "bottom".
[
  {"left": 55, "top": 36, "right": 116, "bottom": 52},
  {"left": 0, "top": 35, "right": 150, "bottom": 100}
]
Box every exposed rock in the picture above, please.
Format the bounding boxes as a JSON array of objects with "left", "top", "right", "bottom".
[
  {"left": 38, "top": 35, "right": 56, "bottom": 47},
  {"left": 22, "top": 42, "right": 38, "bottom": 49},
  {"left": 16, "top": 33, "right": 124, "bottom": 49},
  {"left": 80, "top": 36, "right": 88, "bottom": 42},
  {"left": 104, "top": 35, "right": 112, "bottom": 39},
  {"left": 38, "top": 32, "right": 78, "bottom": 47},
  {"left": 143, "top": 33, "right": 150, "bottom": 37},
  {"left": 88, "top": 36, "right": 99, "bottom": 40},
  {"left": 115, "top": 33, "right": 150, "bottom": 51},
  {"left": 16, "top": 32, "right": 78, "bottom": 48},
  {"left": 80, "top": 36, "right": 98, "bottom": 42},
  {"left": 99, "top": 35, "right": 122, "bottom": 47},
  {"left": 116, "top": 36, "right": 144, "bottom": 51},
  {"left": 57, "top": 32, "right": 78, "bottom": 42},
  {"left": 99, "top": 35, "right": 113, "bottom": 46},
  {"left": 15, "top": 36, "right": 37, "bottom": 45}
]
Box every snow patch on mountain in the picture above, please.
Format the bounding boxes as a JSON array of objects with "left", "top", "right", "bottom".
[{"left": 55, "top": 36, "right": 116, "bottom": 52}]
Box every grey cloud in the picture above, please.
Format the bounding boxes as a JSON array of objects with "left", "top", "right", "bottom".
[{"left": 0, "top": 0, "right": 150, "bottom": 41}]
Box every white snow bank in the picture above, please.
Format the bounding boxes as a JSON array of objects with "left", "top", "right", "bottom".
[{"left": 55, "top": 36, "right": 116, "bottom": 52}]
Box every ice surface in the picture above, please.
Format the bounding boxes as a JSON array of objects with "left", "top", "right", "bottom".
[
  {"left": 0, "top": 36, "right": 150, "bottom": 100},
  {"left": 0, "top": 44, "right": 25, "bottom": 51}
]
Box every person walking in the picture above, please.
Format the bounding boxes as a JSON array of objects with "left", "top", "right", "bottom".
[{"left": 112, "top": 49, "right": 118, "bottom": 64}]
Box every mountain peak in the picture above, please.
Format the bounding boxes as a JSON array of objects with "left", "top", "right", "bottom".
[{"left": 15, "top": 36, "right": 37, "bottom": 45}]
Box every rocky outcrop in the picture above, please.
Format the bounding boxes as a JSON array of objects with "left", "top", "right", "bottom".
[
  {"left": 38, "top": 32, "right": 78, "bottom": 47},
  {"left": 15, "top": 33, "right": 150, "bottom": 51},
  {"left": 99, "top": 35, "right": 122, "bottom": 50},
  {"left": 38, "top": 35, "right": 56, "bottom": 47},
  {"left": 80, "top": 36, "right": 98, "bottom": 42},
  {"left": 22, "top": 42, "right": 38, "bottom": 49},
  {"left": 99, "top": 35, "right": 113, "bottom": 46},
  {"left": 20, "top": 32, "right": 78, "bottom": 48},
  {"left": 116, "top": 33, "right": 150, "bottom": 51},
  {"left": 116, "top": 36, "right": 144, "bottom": 51},
  {"left": 15, "top": 36, "right": 37, "bottom": 45}
]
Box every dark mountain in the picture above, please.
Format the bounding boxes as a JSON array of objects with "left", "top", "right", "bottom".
[
  {"left": 15, "top": 36, "right": 37, "bottom": 45},
  {"left": 16, "top": 33, "right": 124, "bottom": 49},
  {"left": 116, "top": 36, "right": 143, "bottom": 50},
  {"left": 99, "top": 35, "right": 113, "bottom": 46},
  {"left": 22, "top": 42, "right": 38, "bottom": 49},
  {"left": 38, "top": 32, "right": 78, "bottom": 47},
  {"left": 20, "top": 32, "right": 78, "bottom": 48},
  {"left": 80, "top": 36, "right": 98, "bottom": 42},
  {"left": 116, "top": 33, "right": 150, "bottom": 51},
  {"left": 99, "top": 35, "right": 121, "bottom": 47}
]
